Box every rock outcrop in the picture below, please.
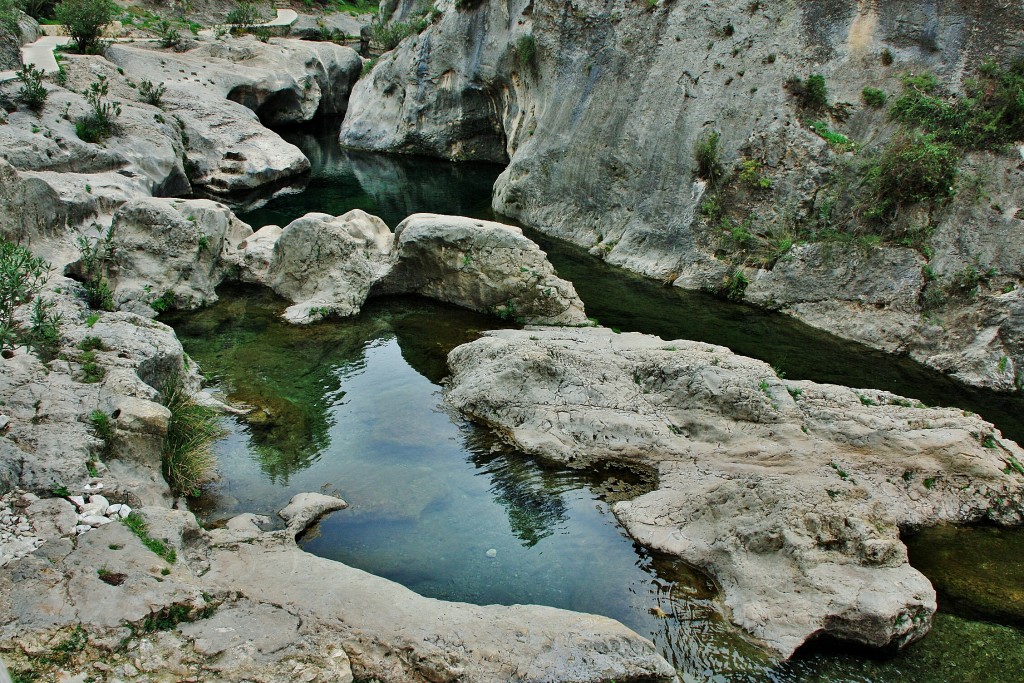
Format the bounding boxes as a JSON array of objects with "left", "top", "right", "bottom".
[
  {"left": 105, "top": 36, "right": 363, "bottom": 126},
  {"left": 263, "top": 209, "right": 392, "bottom": 323},
  {"left": 373, "top": 213, "right": 589, "bottom": 325},
  {"left": 340, "top": 0, "right": 1024, "bottom": 393},
  {"left": 240, "top": 211, "right": 588, "bottom": 325},
  {"left": 0, "top": 495, "right": 677, "bottom": 683},
  {"left": 98, "top": 198, "right": 253, "bottom": 315},
  {"left": 445, "top": 327, "right": 1024, "bottom": 656}
]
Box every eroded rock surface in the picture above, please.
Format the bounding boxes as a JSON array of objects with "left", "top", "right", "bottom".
[
  {"left": 445, "top": 327, "right": 1024, "bottom": 655},
  {"left": 373, "top": 213, "right": 589, "bottom": 325}
]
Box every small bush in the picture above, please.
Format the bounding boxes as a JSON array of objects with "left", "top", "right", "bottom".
[
  {"left": 368, "top": 18, "right": 420, "bottom": 51},
  {"left": 721, "top": 269, "right": 749, "bottom": 301},
  {"left": 54, "top": 0, "right": 116, "bottom": 54},
  {"left": 0, "top": 0, "right": 22, "bottom": 34},
  {"left": 75, "top": 231, "right": 115, "bottom": 311},
  {"left": 514, "top": 34, "right": 536, "bottom": 70},
  {"left": 225, "top": 1, "right": 263, "bottom": 26},
  {"left": 24, "top": 297, "right": 62, "bottom": 360},
  {"left": 862, "top": 86, "right": 887, "bottom": 108},
  {"left": 138, "top": 79, "right": 166, "bottom": 107},
  {"left": 161, "top": 380, "right": 225, "bottom": 497},
  {"left": 89, "top": 408, "right": 113, "bottom": 456},
  {"left": 870, "top": 132, "right": 958, "bottom": 209},
  {"left": 154, "top": 17, "right": 181, "bottom": 48},
  {"left": 76, "top": 75, "right": 121, "bottom": 142},
  {"left": 0, "top": 239, "right": 52, "bottom": 355},
  {"left": 17, "top": 64, "right": 49, "bottom": 111},
  {"left": 807, "top": 120, "right": 856, "bottom": 152},
  {"left": 694, "top": 130, "right": 724, "bottom": 184},
  {"left": 737, "top": 158, "right": 771, "bottom": 189},
  {"left": 786, "top": 73, "right": 828, "bottom": 111}
]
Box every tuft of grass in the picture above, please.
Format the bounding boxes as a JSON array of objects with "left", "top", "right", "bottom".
[
  {"left": 862, "top": 86, "right": 887, "bottom": 108},
  {"left": 122, "top": 512, "right": 176, "bottom": 563},
  {"left": 786, "top": 74, "right": 828, "bottom": 111},
  {"left": 160, "top": 380, "right": 225, "bottom": 497},
  {"left": 807, "top": 120, "right": 857, "bottom": 152},
  {"left": 694, "top": 130, "right": 724, "bottom": 184}
]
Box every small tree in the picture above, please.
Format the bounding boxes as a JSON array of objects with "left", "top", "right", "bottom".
[
  {"left": 54, "top": 0, "right": 116, "bottom": 54},
  {"left": 0, "top": 239, "right": 56, "bottom": 355},
  {"left": 16, "top": 64, "right": 48, "bottom": 111}
]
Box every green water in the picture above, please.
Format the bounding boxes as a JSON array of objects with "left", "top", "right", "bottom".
[{"left": 167, "top": 125, "right": 1024, "bottom": 681}]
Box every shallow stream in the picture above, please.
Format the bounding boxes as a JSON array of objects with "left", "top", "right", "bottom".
[{"left": 166, "top": 126, "right": 1024, "bottom": 682}]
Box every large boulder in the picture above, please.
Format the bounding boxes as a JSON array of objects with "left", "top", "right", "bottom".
[
  {"left": 99, "top": 198, "right": 253, "bottom": 315},
  {"left": 373, "top": 213, "right": 588, "bottom": 325},
  {"left": 445, "top": 326, "right": 1024, "bottom": 656},
  {"left": 261, "top": 209, "right": 393, "bottom": 324},
  {"left": 105, "top": 36, "right": 363, "bottom": 126}
]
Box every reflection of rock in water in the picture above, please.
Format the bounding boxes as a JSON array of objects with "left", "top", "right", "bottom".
[{"left": 346, "top": 150, "right": 500, "bottom": 226}]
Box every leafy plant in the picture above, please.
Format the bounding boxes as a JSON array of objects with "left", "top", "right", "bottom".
[
  {"left": 806, "top": 120, "right": 856, "bottom": 152},
  {"left": 23, "top": 297, "right": 62, "bottom": 360},
  {"left": 75, "top": 75, "right": 121, "bottom": 143},
  {"left": 16, "top": 64, "right": 48, "bottom": 111},
  {"left": 154, "top": 16, "right": 181, "bottom": 47},
  {"left": 75, "top": 230, "right": 115, "bottom": 311},
  {"left": 868, "top": 132, "right": 958, "bottom": 210},
  {"left": 89, "top": 408, "right": 113, "bottom": 457},
  {"left": 0, "top": 239, "right": 52, "bottom": 355},
  {"left": 160, "top": 379, "right": 225, "bottom": 497},
  {"left": 514, "top": 34, "right": 536, "bottom": 70},
  {"left": 737, "top": 158, "right": 771, "bottom": 189},
  {"left": 721, "top": 269, "right": 749, "bottom": 301},
  {"left": 54, "top": 0, "right": 116, "bottom": 54},
  {"left": 138, "top": 79, "right": 166, "bottom": 107},
  {"left": 786, "top": 73, "right": 828, "bottom": 111},
  {"left": 225, "top": 1, "right": 263, "bottom": 25}
]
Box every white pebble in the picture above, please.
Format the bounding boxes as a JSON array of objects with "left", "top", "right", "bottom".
[
  {"left": 68, "top": 496, "right": 85, "bottom": 509},
  {"left": 74, "top": 525, "right": 91, "bottom": 535},
  {"left": 89, "top": 494, "right": 110, "bottom": 509},
  {"left": 118, "top": 506, "right": 132, "bottom": 518},
  {"left": 485, "top": 548, "right": 497, "bottom": 558},
  {"left": 80, "top": 515, "right": 112, "bottom": 527},
  {"left": 105, "top": 504, "right": 122, "bottom": 516}
]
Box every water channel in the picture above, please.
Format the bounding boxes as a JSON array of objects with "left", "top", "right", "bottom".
[{"left": 165, "top": 124, "right": 1024, "bottom": 682}]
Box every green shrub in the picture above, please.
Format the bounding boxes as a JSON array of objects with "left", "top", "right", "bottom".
[
  {"left": 862, "top": 86, "right": 887, "bottom": 108},
  {"left": 721, "top": 269, "right": 749, "bottom": 301},
  {"left": 16, "top": 64, "right": 48, "bottom": 111},
  {"left": 89, "top": 408, "right": 113, "bottom": 456},
  {"left": 75, "top": 231, "right": 115, "bottom": 311},
  {"left": 75, "top": 75, "right": 121, "bottom": 142},
  {"left": 737, "top": 158, "right": 771, "bottom": 189},
  {"left": 138, "top": 79, "right": 166, "bottom": 107},
  {"left": 368, "top": 18, "right": 421, "bottom": 51},
  {"left": 514, "top": 34, "right": 536, "bottom": 70},
  {"left": 870, "top": 132, "right": 958, "bottom": 209},
  {"left": 24, "top": 297, "right": 62, "bottom": 360},
  {"left": 54, "top": 0, "right": 116, "bottom": 54},
  {"left": 0, "top": 0, "right": 22, "bottom": 34},
  {"left": 694, "top": 130, "right": 724, "bottom": 184},
  {"left": 807, "top": 120, "right": 856, "bottom": 152},
  {"left": 225, "top": 1, "right": 263, "bottom": 25},
  {"left": 786, "top": 73, "right": 828, "bottom": 110},
  {"left": 154, "top": 16, "right": 181, "bottom": 47},
  {"left": 161, "top": 379, "right": 225, "bottom": 497},
  {"left": 0, "top": 239, "right": 52, "bottom": 355}
]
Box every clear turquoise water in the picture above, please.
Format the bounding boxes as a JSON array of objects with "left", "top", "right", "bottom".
[{"left": 167, "top": 124, "right": 1024, "bottom": 682}]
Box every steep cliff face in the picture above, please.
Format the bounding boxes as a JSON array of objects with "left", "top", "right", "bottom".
[{"left": 341, "top": 0, "right": 1024, "bottom": 392}]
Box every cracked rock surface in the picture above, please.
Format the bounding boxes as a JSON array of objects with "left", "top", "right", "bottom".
[{"left": 445, "top": 327, "right": 1024, "bottom": 656}]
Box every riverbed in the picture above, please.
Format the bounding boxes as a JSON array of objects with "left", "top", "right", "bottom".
[{"left": 166, "top": 124, "right": 1024, "bottom": 682}]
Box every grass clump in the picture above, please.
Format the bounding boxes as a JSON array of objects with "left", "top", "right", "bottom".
[
  {"left": 138, "top": 79, "right": 166, "bottom": 107},
  {"left": 807, "top": 120, "right": 857, "bottom": 152},
  {"left": 225, "top": 1, "right": 264, "bottom": 25},
  {"left": 514, "top": 34, "right": 536, "bottom": 70},
  {"left": 122, "top": 512, "right": 176, "bottom": 563},
  {"left": 862, "top": 86, "right": 887, "bottom": 108},
  {"left": 720, "top": 269, "right": 749, "bottom": 301},
  {"left": 75, "top": 228, "right": 115, "bottom": 311},
  {"left": 160, "top": 380, "right": 225, "bottom": 497},
  {"left": 868, "top": 131, "right": 958, "bottom": 211},
  {"left": 694, "top": 130, "right": 724, "bottom": 184}
]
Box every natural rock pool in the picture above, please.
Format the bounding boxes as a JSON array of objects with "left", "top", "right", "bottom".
[{"left": 166, "top": 125, "right": 1024, "bottom": 682}]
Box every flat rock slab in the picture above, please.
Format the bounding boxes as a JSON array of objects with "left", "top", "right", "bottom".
[
  {"left": 278, "top": 492, "right": 348, "bottom": 534},
  {"left": 445, "top": 327, "right": 1024, "bottom": 656}
]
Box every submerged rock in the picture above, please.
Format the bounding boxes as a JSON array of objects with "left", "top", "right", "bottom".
[{"left": 445, "top": 327, "right": 1024, "bottom": 656}]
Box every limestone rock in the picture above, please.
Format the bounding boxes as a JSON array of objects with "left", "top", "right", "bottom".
[
  {"left": 278, "top": 492, "right": 348, "bottom": 535},
  {"left": 105, "top": 37, "right": 363, "bottom": 126},
  {"left": 99, "top": 198, "right": 253, "bottom": 315},
  {"left": 373, "top": 213, "right": 588, "bottom": 325},
  {"left": 264, "top": 209, "right": 392, "bottom": 324},
  {"left": 445, "top": 327, "right": 1024, "bottom": 655},
  {"left": 237, "top": 224, "right": 283, "bottom": 284}
]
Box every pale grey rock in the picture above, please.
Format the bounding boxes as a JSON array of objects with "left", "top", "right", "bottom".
[
  {"left": 278, "top": 492, "right": 348, "bottom": 535},
  {"left": 79, "top": 514, "right": 112, "bottom": 527},
  {"left": 99, "top": 198, "right": 253, "bottom": 315},
  {"left": 342, "top": 0, "right": 1024, "bottom": 393},
  {"left": 445, "top": 327, "right": 1024, "bottom": 655},
  {"left": 263, "top": 209, "right": 393, "bottom": 323},
  {"left": 105, "top": 36, "right": 363, "bottom": 126},
  {"left": 236, "top": 224, "right": 283, "bottom": 284},
  {"left": 373, "top": 213, "right": 588, "bottom": 325}
]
